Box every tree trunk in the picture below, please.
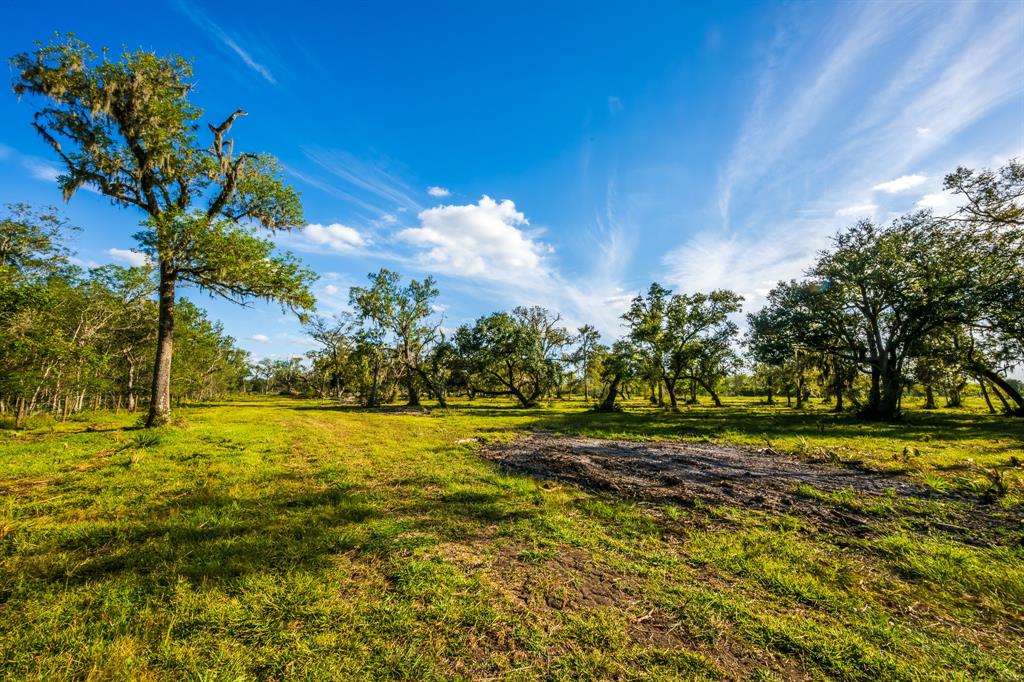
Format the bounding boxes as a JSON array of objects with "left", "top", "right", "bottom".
[
  {"left": 924, "top": 385, "right": 936, "bottom": 409},
  {"left": 766, "top": 374, "right": 775, "bottom": 405},
  {"left": 693, "top": 377, "right": 722, "bottom": 407},
  {"left": 146, "top": 267, "right": 176, "bottom": 427},
  {"left": 663, "top": 377, "right": 678, "bottom": 410},
  {"left": 368, "top": 356, "right": 381, "bottom": 407},
  {"left": 596, "top": 375, "right": 622, "bottom": 411},
  {"left": 405, "top": 374, "right": 420, "bottom": 407},
  {"left": 860, "top": 369, "right": 902, "bottom": 420},
  {"left": 945, "top": 380, "right": 965, "bottom": 408},
  {"left": 989, "top": 382, "right": 1013, "bottom": 414},
  {"left": 510, "top": 385, "right": 534, "bottom": 407},
  {"left": 125, "top": 359, "right": 137, "bottom": 412},
  {"left": 968, "top": 364, "right": 1023, "bottom": 416},
  {"left": 978, "top": 378, "right": 996, "bottom": 414}
]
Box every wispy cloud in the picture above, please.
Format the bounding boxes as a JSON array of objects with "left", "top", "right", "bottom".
[
  {"left": 249, "top": 334, "right": 270, "bottom": 343},
  {"left": 302, "top": 149, "right": 423, "bottom": 214},
  {"left": 717, "top": 1, "right": 908, "bottom": 229},
  {"left": 177, "top": 1, "right": 276, "bottom": 84},
  {"left": 24, "top": 158, "right": 60, "bottom": 182},
  {"left": 835, "top": 203, "right": 878, "bottom": 217},
  {"left": 670, "top": 0, "right": 1024, "bottom": 315},
  {"left": 427, "top": 186, "right": 450, "bottom": 197},
  {"left": 873, "top": 174, "right": 927, "bottom": 193}
]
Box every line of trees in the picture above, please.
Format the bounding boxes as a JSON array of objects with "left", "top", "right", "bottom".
[
  {"left": 295, "top": 161, "right": 1021, "bottom": 421},
  {"left": 296, "top": 269, "right": 745, "bottom": 412}
]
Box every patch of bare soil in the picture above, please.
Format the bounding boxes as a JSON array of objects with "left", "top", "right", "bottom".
[
  {"left": 481, "top": 434, "right": 1023, "bottom": 541},
  {"left": 484, "top": 434, "right": 911, "bottom": 505}
]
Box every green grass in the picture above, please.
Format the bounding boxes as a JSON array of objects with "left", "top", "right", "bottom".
[{"left": 1, "top": 396, "right": 1022, "bottom": 680}]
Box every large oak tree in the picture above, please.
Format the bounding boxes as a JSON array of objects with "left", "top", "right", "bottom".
[{"left": 11, "top": 35, "right": 314, "bottom": 425}]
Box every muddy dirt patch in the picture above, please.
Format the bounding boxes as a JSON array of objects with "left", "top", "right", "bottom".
[
  {"left": 479, "top": 434, "right": 1024, "bottom": 541},
  {"left": 482, "top": 434, "right": 916, "bottom": 509}
]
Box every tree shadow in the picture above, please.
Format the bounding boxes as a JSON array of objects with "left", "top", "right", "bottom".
[{"left": 19, "top": 447, "right": 542, "bottom": 590}]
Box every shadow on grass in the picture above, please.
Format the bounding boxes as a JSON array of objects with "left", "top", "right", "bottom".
[{"left": 21, "top": 450, "right": 541, "bottom": 590}]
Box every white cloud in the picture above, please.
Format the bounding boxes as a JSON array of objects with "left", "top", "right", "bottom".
[
  {"left": 323, "top": 284, "right": 340, "bottom": 295},
  {"left": 835, "top": 203, "right": 877, "bottom": 217},
  {"left": 300, "top": 223, "right": 367, "bottom": 252},
  {"left": 427, "top": 186, "right": 451, "bottom": 197},
  {"left": 105, "top": 248, "right": 149, "bottom": 267},
  {"left": 663, "top": 226, "right": 825, "bottom": 313},
  {"left": 916, "top": 127, "right": 932, "bottom": 136},
  {"left": 872, "top": 174, "right": 928, "bottom": 193},
  {"left": 398, "top": 196, "right": 550, "bottom": 280},
  {"left": 380, "top": 213, "right": 398, "bottom": 224},
  {"left": 915, "top": 192, "right": 960, "bottom": 215},
  {"left": 249, "top": 334, "right": 270, "bottom": 343}
]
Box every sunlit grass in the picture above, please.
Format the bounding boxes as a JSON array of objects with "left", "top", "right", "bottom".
[{"left": 0, "top": 395, "right": 1021, "bottom": 679}]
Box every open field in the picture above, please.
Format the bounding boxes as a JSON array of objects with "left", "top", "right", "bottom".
[{"left": 1, "top": 396, "right": 1022, "bottom": 680}]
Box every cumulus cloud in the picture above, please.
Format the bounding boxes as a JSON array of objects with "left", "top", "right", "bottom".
[
  {"left": 301, "top": 223, "right": 366, "bottom": 252},
  {"left": 427, "top": 186, "right": 450, "bottom": 197},
  {"left": 835, "top": 203, "right": 877, "bottom": 217},
  {"left": 105, "top": 248, "right": 149, "bottom": 267},
  {"left": 398, "top": 196, "right": 551, "bottom": 279},
  {"left": 249, "top": 334, "right": 270, "bottom": 343},
  {"left": 873, "top": 174, "right": 928, "bottom": 193}
]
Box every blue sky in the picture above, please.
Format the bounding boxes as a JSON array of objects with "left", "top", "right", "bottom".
[{"left": 2, "top": 1, "right": 1022, "bottom": 361}]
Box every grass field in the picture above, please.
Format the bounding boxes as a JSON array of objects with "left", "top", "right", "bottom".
[{"left": 1, "top": 396, "right": 1022, "bottom": 680}]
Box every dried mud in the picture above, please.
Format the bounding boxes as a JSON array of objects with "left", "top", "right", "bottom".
[{"left": 481, "top": 434, "right": 1023, "bottom": 542}]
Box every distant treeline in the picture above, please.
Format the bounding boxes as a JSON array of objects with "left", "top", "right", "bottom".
[{"left": 291, "top": 161, "right": 1022, "bottom": 421}]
